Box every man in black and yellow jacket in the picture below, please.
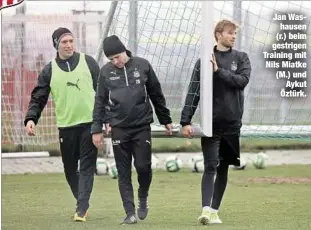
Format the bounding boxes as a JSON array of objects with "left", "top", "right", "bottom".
[{"left": 24, "top": 27, "right": 99, "bottom": 222}]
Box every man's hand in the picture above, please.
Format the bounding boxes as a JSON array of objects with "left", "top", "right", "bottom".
[
  {"left": 104, "top": 123, "right": 111, "bottom": 135},
  {"left": 165, "top": 123, "right": 173, "bottom": 135},
  {"left": 92, "top": 133, "right": 104, "bottom": 150},
  {"left": 25, "top": 120, "right": 36, "bottom": 136},
  {"left": 182, "top": 125, "right": 194, "bottom": 138},
  {"left": 210, "top": 53, "right": 218, "bottom": 72}
]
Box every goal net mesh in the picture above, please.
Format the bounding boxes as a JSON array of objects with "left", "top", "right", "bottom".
[
  {"left": 2, "top": 13, "right": 106, "bottom": 148},
  {"left": 2, "top": 1, "right": 311, "bottom": 152},
  {"left": 103, "top": 1, "right": 311, "bottom": 138}
]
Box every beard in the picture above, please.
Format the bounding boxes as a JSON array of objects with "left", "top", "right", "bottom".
[{"left": 222, "top": 40, "right": 235, "bottom": 48}]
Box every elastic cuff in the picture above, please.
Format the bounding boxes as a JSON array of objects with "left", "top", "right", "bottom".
[
  {"left": 180, "top": 122, "right": 191, "bottom": 127},
  {"left": 90, "top": 124, "right": 103, "bottom": 134},
  {"left": 24, "top": 118, "right": 36, "bottom": 127}
]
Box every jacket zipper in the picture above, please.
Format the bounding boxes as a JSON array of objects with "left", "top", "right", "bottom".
[
  {"left": 144, "top": 85, "right": 147, "bottom": 102},
  {"left": 108, "top": 91, "right": 114, "bottom": 105},
  {"left": 123, "top": 66, "right": 129, "bottom": 86},
  {"left": 66, "top": 61, "right": 71, "bottom": 72}
]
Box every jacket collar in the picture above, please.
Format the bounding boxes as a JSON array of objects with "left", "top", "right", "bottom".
[
  {"left": 213, "top": 45, "right": 232, "bottom": 53},
  {"left": 55, "top": 51, "right": 78, "bottom": 63}
]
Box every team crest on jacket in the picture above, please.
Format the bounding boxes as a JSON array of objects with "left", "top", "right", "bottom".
[
  {"left": 231, "top": 61, "right": 237, "bottom": 71},
  {"left": 133, "top": 68, "right": 140, "bottom": 78}
]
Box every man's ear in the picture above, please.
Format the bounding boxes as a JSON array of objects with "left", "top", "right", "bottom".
[{"left": 215, "top": 32, "right": 221, "bottom": 41}]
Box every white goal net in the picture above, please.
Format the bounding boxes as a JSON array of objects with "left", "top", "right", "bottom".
[
  {"left": 100, "top": 1, "right": 311, "bottom": 138},
  {"left": 1, "top": 12, "right": 107, "bottom": 148},
  {"left": 1, "top": 1, "right": 311, "bottom": 152}
]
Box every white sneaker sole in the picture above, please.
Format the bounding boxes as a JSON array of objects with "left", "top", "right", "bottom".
[{"left": 210, "top": 219, "right": 223, "bottom": 224}]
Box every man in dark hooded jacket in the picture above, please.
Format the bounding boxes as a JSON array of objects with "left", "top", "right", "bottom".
[{"left": 91, "top": 35, "right": 173, "bottom": 225}]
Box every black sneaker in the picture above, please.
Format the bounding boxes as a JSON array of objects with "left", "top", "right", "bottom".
[
  {"left": 120, "top": 214, "right": 137, "bottom": 225},
  {"left": 137, "top": 198, "right": 149, "bottom": 220}
]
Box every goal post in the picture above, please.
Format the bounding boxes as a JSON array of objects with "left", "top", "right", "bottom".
[
  {"left": 200, "top": 1, "right": 214, "bottom": 137},
  {"left": 96, "top": 1, "right": 311, "bottom": 140},
  {"left": 95, "top": 1, "right": 118, "bottom": 64},
  {"left": 2, "top": 1, "right": 311, "bottom": 154},
  {"left": 96, "top": 1, "right": 214, "bottom": 137}
]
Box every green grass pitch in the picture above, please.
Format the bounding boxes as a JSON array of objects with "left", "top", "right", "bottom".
[{"left": 2, "top": 164, "right": 311, "bottom": 230}]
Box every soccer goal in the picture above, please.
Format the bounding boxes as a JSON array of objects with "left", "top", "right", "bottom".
[
  {"left": 96, "top": 1, "right": 215, "bottom": 137},
  {"left": 1, "top": 1, "right": 311, "bottom": 155},
  {"left": 96, "top": 1, "right": 311, "bottom": 139}
]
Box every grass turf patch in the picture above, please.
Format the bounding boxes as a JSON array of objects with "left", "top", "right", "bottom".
[{"left": 2, "top": 164, "right": 311, "bottom": 230}]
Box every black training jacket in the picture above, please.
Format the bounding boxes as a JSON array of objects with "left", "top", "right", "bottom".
[
  {"left": 24, "top": 52, "right": 100, "bottom": 127},
  {"left": 91, "top": 53, "right": 172, "bottom": 133},
  {"left": 180, "top": 47, "right": 251, "bottom": 133}
]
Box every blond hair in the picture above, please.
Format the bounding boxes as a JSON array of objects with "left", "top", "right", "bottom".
[{"left": 214, "top": 19, "right": 239, "bottom": 41}]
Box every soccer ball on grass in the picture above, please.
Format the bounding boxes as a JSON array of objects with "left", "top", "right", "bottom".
[
  {"left": 191, "top": 154, "right": 204, "bottom": 173},
  {"left": 108, "top": 162, "right": 118, "bottom": 179},
  {"left": 252, "top": 153, "right": 268, "bottom": 169},
  {"left": 95, "top": 158, "right": 110, "bottom": 175},
  {"left": 165, "top": 155, "right": 183, "bottom": 172}
]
